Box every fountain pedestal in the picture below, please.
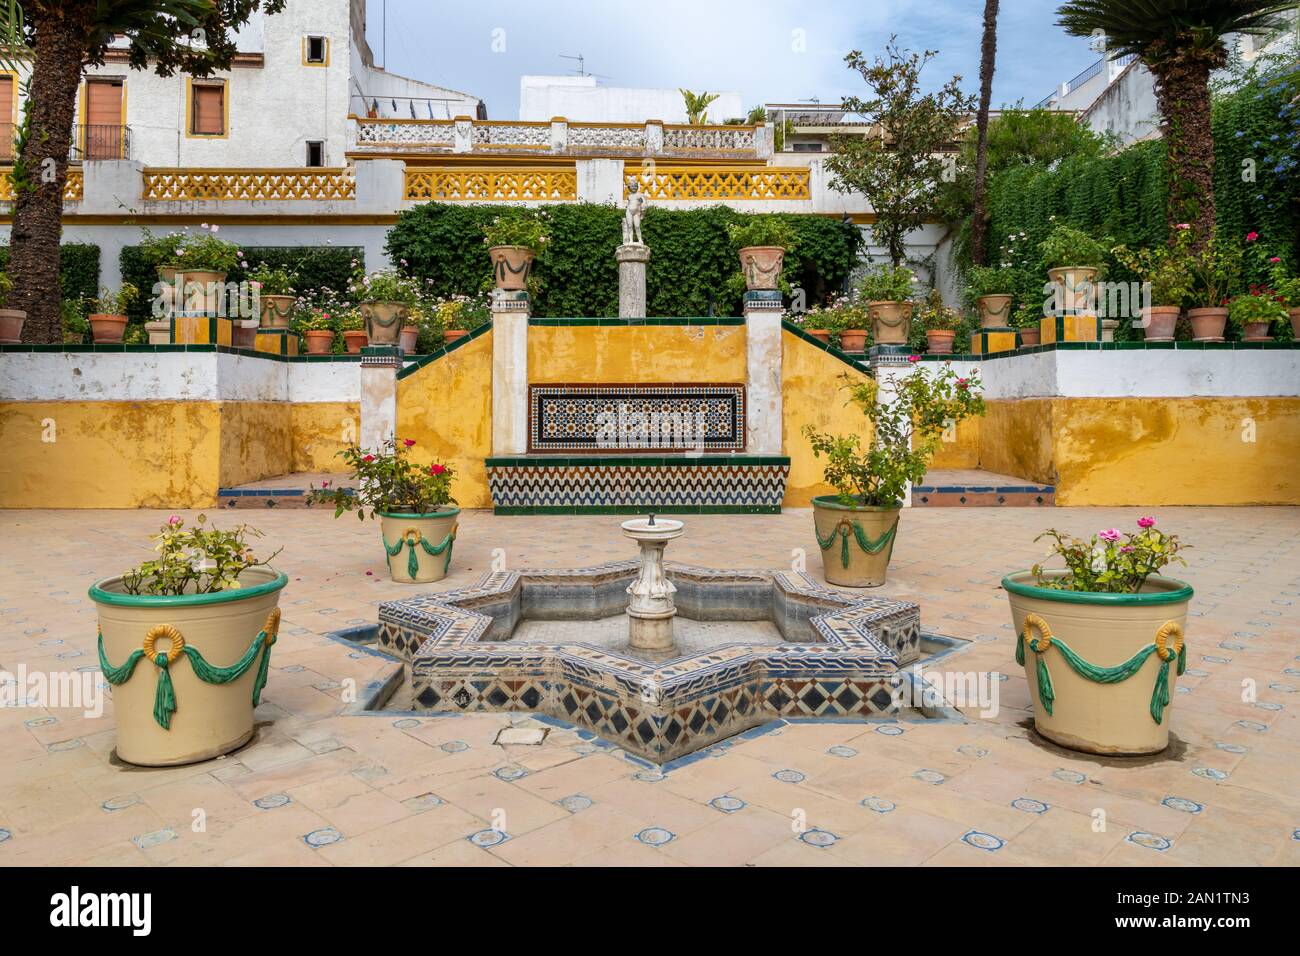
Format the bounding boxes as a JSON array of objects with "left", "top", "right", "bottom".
[{"left": 621, "top": 516, "right": 684, "bottom": 652}]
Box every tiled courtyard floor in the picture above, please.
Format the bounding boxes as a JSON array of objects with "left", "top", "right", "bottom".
[{"left": 1, "top": 506, "right": 1297, "bottom": 867}]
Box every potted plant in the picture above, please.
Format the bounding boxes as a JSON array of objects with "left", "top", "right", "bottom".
[
  {"left": 308, "top": 438, "right": 459, "bottom": 584},
  {"left": 89, "top": 515, "right": 286, "bottom": 766},
  {"left": 1229, "top": 288, "right": 1286, "bottom": 342},
  {"left": 61, "top": 297, "right": 91, "bottom": 344},
  {"left": 916, "top": 289, "right": 961, "bottom": 354},
  {"left": 1039, "top": 225, "right": 1108, "bottom": 315},
  {"left": 1187, "top": 234, "right": 1242, "bottom": 342},
  {"left": 139, "top": 228, "right": 185, "bottom": 284},
  {"left": 1112, "top": 230, "right": 1194, "bottom": 342},
  {"left": 339, "top": 310, "right": 367, "bottom": 353},
  {"left": 85, "top": 284, "right": 141, "bottom": 344},
  {"left": 1266, "top": 260, "right": 1300, "bottom": 338},
  {"left": 247, "top": 263, "right": 297, "bottom": 329},
  {"left": 352, "top": 268, "right": 420, "bottom": 346},
  {"left": 802, "top": 363, "right": 984, "bottom": 587},
  {"left": 965, "top": 264, "right": 1013, "bottom": 330},
  {"left": 435, "top": 294, "right": 489, "bottom": 344},
  {"left": 729, "top": 216, "right": 799, "bottom": 292},
  {"left": 860, "top": 263, "right": 916, "bottom": 345},
  {"left": 1004, "top": 519, "right": 1191, "bottom": 755},
  {"left": 483, "top": 209, "right": 549, "bottom": 291},
  {"left": 298, "top": 309, "right": 337, "bottom": 354},
  {"left": 791, "top": 309, "right": 830, "bottom": 344},
  {"left": 0, "top": 273, "right": 23, "bottom": 343},
  {"left": 1012, "top": 304, "right": 1042, "bottom": 346},
  {"left": 169, "top": 224, "right": 242, "bottom": 312}
]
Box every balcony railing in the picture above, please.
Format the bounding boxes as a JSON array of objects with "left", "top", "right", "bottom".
[
  {"left": 0, "top": 168, "right": 83, "bottom": 201},
  {"left": 141, "top": 168, "right": 356, "bottom": 201},
  {"left": 405, "top": 167, "right": 578, "bottom": 201},
  {"left": 625, "top": 166, "right": 811, "bottom": 201},
  {"left": 0, "top": 124, "right": 132, "bottom": 162}
]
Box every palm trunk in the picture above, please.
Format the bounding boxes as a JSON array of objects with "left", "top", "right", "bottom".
[
  {"left": 1151, "top": 54, "right": 1218, "bottom": 248},
  {"left": 970, "top": 0, "right": 1000, "bottom": 267},
  {"left": 11, "top": 10, "right": 85, "bottom": 343}
]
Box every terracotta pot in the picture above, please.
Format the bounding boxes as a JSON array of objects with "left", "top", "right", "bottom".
[
  {"left": 0, "top": 307, "right": 25, "bottom": 343},
  {"left": 1018, "top": 327, "right": 1041, "bottom": 347},
  {"left": 867, "top": 300, "right": 913, "bottom": 346},
  {"left": 379, "top": 509, "right": 460, "bottom": 584},
  {"left": 443, "top": 329, "right": 469, "bottom": 345},
  {"left": 1290, "top": 307, "right": 1300, "bottom": 339},
  {"left": 1187, "top": 307, "right": 1228, "bottom": 342},
  {"left": 804, "top": 329, "right": 831, "bottom": 344},
  {"left": 839, "top": 329, "right": 868, "bottom": 352},
  {"left": 360, "top": 300, "right": 407, "bottom": 345},
  {"left": 1047, "top": 266, "right": 1099, "bottom": 315},
  {"left": 812, "top": 496, "right": 901, "bottom": 588},
  {"left": 399, "top": 325, "right": 419, "bottom": 353},
  {"left": 1241, "top": 321, "right": 1272, "bottom": 342},
  {"left": 738, "top": 246, "right": 785, "bottom": 291},
  {"left": 489, "top": 245, "right": 535, "bottom": 292},
  {"left": 342, "top": 330, "right": 368, "bottom": 353},
  {"left": 89, "top": 313, "right": 128, "bottom": 343},
  {"left": 1140, "top": 305, "right": 1181, "bottom": 342},
  {"left": 925, "top": 330, "right": 956, "bottom": 354},
  {"left": 975, "top": 294, "right": 1013, "bottom": 329},
  {"left": 89, "top": 566, "right": 287, "bottom": 766},
  {"left": 258, "top": 294, "right": 296, "bottom": 329},
  {"left": 232, "top": 320, "right": 258, "bottom": 349},
  {"left": 303, "top": 329, "right": 335, "bottom": 354},
  {"left": 1004, "top": 570, "right": 1192, "bottom": 755}
]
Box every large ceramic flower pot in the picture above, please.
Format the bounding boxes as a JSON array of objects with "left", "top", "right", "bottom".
[
  {"left": 1140, "top": 305, "right": 1180, "bottom": 342},
  {"left": 489, "top": 245, "right": 535, "bottom": 291},
  {"left": 360, "top": 300, "right": 407, "bottom": 346},
  {"left": 1047, "top": 267, "right": 1099, "bottom": 315},
  {"left": 0, "top": 307, "right": 25, "bottom": 343},
  {"left": 812, "top": 497, "right": 901, "bottom": 588},
  {"left": 1003, "top": 570, "right": 1192, "bottom": 755},
  {"left": 304, "top": 330, "right": 334, "bottom": 354},
  {"left": 975, "top": 294, "right": 1013, "bottom": 329},
  {"left": 868, "top": 301, "right": 913, "bottom": 345},
  {"left": 1188, "top": 307, "right": 1228, "bottom": 342},
  {"left": 839, "top": 329, "right": 868, "bottom": 352},
  {"left": 738, "top": 246, "right": 785, "bottom": 291},
  {"left": 258, "top": 294, "right": 296, "bottom": 329},
  {"left": 379, "top": 509, "right": 459, "bottom": 584},
  {"left": 89, "top": 566, "right": 288, "bottom": 766},
  {"left": 89, "top": 313, "right": 127, "bottom": 343},
  {"left": 926, "top": 330, "right": 956, "bottom": 354}
]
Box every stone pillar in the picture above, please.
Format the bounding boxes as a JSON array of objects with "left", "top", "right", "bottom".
[
  {"left": 743, "top": 290, "right": 784, "bottom": 456},
  {"left": 353, "top": 158, "right": 405, "bottom": 213},
  {"left": 80, "top": 160, "right": 143, "bottom": 215},
  {"left": 867, "top": 346, "right": 915, "bottom": 507},
  {"left": 491, "top": 291, "right": 530, "bottom": 456},
  {"left": 577, "top": 158, "right": 624, "bottom": 204},
  {"left": 645, "top": 120, "right": 664, "bottom": 156},
  {"left": 453, "top": 115, "right": 474, "bottom": 153},
  {"left": 360, "top": 346, "right": 402, "bottom": 452},
  {"left": 550, "top": 117, "right": 568, "bottom": 152},
  {"left": 616, "top": 244, "right": 650, "bottom": 319}
]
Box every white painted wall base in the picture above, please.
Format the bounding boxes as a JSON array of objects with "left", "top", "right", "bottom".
[
  {"left": 744, "top": 308, "right": 783, "bottom": 455},
  {"left": 491, "top": 310, "right": 529, "bottom": 455}
]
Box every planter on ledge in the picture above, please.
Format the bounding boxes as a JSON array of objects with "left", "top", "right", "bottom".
[
  {"left": 399, "top": 325, "right": 419, "bottom": 353},
  {"left": 489, "top": 245, "right": 535, "bottom": 291},
  {"left": 1140, "top": 305, "right": 1181, "bottom": 342},
  {"left": 1047, "top": 266, "right": 1099, "bottom": 314},
  {"left": 812, "top": 496, "right": 901, "bottom": 588},
  {"left": 379, "top": 509, "right": 459, "bottom": 584},
  {"left": 975, "top": 294, "right": 1013, "bottom": 330},
  {"left": 1188, "top": 307, "right": 1228, "bottom": 342},
  {"left": 1018, "top": 327, "right": 1041, "bottom": 347},
  {"left": 0, "top": 308, "right": 25, "bottom": 343},
  {"left": 1003, "top": 570, "right": 1192, "bottom": 755},
  {"left": 868, "top": 301, "right": 913, "bottom": 346},
  {"left": 926, "top": 330, "right": 956, "bottom": 354},
  {"left": 89, "top": 566, "right": 288, "bottom": 766},
  {"left": 839, "top": 329, "right": 869, "bottom": 352},
  {"left": 1290, "top": 308, "right": 1300, "bottom": 339},
  {"left": 359, "top": 300, "right": 407, "bottom": 346},
  {"left": 259, "top": 294, "right": 296, "bottom": 329},
  {"left": 89, "top": 313, "right": 128, "bottom": 344},
  {"left": 232, "top": 319, "right": 258, "bottom": 349},
  {"left": 738, "top": 246, "right": 785, "bottom": 291},
  {"left": 342, "top": 330, "right": 368, "bottom": 354},
  {"left": 303, "top": 330, "right": 334, "bottom": 354}
]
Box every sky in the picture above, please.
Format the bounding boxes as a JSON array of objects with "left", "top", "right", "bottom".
[{"left": 364, "top": 0, "right": 1105, "bottom": 119}]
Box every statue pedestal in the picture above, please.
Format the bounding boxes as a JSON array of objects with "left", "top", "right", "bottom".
[{"left": 616, "top": 243, "right": 651, "bottom": 320}]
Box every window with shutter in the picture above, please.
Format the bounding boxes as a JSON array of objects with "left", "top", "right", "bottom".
[{"left": 191, "top": 83, "right": 225, "bottom": 136}]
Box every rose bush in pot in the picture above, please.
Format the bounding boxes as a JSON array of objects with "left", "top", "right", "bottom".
[{"left": 1186, "top": 233, "right": 1243, "bottom": 342}]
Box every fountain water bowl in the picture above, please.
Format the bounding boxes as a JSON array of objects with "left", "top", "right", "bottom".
[{"left": 621, "top": 514, "right": 685, "bottom": 654}]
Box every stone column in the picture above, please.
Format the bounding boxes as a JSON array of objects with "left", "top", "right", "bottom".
[
  {"left": 491, "top": 291, "right": 530, "bottom": 456},
  {"left": 868, "top": 347, "right": 915, "bottom": 507},
  {"left": 743, "top": 290, "right": 784, "bottom": 456},
  {"left": 616, "top": 244, "right": 651, "bottom": 319},
  {"left": 360, "top": 346, "right": 402, "bottom": 452}
]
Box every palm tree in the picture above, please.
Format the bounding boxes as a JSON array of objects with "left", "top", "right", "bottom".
[
  {"left": 970, "top": 0, "right": 1000, "bottom": 266},
  {"left": 680, "top": 89, "right": 720, "bottom": 125},
  {"left": 1057, "top": 1, "right": 1293, "bottom": 247}
]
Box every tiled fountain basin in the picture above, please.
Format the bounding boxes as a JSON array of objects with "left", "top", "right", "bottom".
[{"left": 375, "top": 562, "right": 925, "bottom": 763}]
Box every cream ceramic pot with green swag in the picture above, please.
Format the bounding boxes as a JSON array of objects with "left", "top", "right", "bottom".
[
  {"left": 90, "top": 566, "right": 287, "bottom": 766},
  {"left": 1004, "top": 570, "right": 1192, "bottom": 755},
  {"left": 379, "top": 509, "right": 459, "bottom": 583},
  {"left": 812, "top": 497, "right": 901, "bottom": 588}
]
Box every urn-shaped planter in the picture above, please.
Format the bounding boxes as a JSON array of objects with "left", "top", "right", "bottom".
[
  {"left": 867, "top": 301, "right": 913, "bottom": 346},
  {"left": 1047, "top": 267, "right": 1099, "bottom": 314},
  {"left": 303, "top": 330, "right": 334, "bottom": 354},
  {"left": 489, "top": 245, "right": 535, "bottom": 291},
  {"left": 379, "top": 509, "right": 459, "bottom": 584},
  {"left": 259, "top": 294, "right": 296, "bottom": 329},
  {"left": 812, "top": 497, "right": 901, "bottom": 588},
  {"left": 0, "top": 308, "right": 26, "bottom": 343},
  {"left": 738, "top": 246, "right": 785, "bottom": 291},
  {"left": 89, "top": 313, "right": 128, "bottom": 343},
  {"left": 1003, "top": 570, "right": 1192, "bottom": 755},
  {"left": 975, "top": 294, "right": 1013, "bottom": 329},
  {"left": 1140, "top": 305, "right": 1181, "bottom": 342},
  {"left": 1187, "top": 307, "right": 1228, "bottom": 342},
  {"left": 89, "top": 566, "right": 288, "bottom": 766},
  {"left": 174, "top": 270, "right": 228, "bottom": 314},
  {"left": 359, "top": 300, "right": 407, "bottom": 346},
  {"left": 926, "top": 330, "right": 956, "bottom": 354}
]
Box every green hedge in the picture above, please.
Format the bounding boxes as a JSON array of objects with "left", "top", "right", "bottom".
[
  {"left": 385, "top": 203, "right": 863, "bottom": 317},
  {"left": 1, "top": 243, "right": 100, "bottom": 302},
  {"left": 117, "top": 244, "right": 362, "bottom": 325}
]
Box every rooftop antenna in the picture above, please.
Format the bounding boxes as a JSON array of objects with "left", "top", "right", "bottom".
[{"left": 559, "top": 54, "right": 611, "bottom": 81}]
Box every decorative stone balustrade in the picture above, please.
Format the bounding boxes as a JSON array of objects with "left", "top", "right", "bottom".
[
  {"left": 626, "top": 165, "right": 811, "bottom": 201},
  {"left": 0, "top": 169, "right": 83, "bottom": 201},
  {"left": 141, "top": 168, "right": 357, "bottom": 201},
  {"left": 405, "top": 167, "right": 578, "bottom": 201}
]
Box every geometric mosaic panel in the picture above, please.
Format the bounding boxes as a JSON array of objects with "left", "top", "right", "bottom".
[{"left": 529, "top": 383, "right": 745, "bottom": 452}]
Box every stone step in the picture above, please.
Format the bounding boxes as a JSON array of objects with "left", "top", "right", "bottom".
[
  {"left": 914, "top": 469, "right": 1055, "bottom": 507},
  {"left": 217, "top": 472, "right": 354, "bottom": 510}
]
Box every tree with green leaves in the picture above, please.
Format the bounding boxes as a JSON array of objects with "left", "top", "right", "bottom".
[
  {"left": 824, "top": 37, "right": 976, "bottom": 267},
  {"left": 970, "top": 0, "right": 1001, "bottom": 266},
  {"left": 0, "top": 0, "right": 286, "bottom": 343},
  {"left": 680, "top": 89, "right": 720, "bottom": 125},
  {"left": 1056, "top": 0, "right": 1293, "bottom": 247}
]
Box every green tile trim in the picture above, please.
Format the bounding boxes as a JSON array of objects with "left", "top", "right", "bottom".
[{"left": 394, "top": 320, "right": 493, "bottom": 380}]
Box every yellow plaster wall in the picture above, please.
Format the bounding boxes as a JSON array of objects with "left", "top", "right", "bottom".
[
  {"left": 928, "top": 415, "right": 981, "bottom": 470},
  {"left": 218, "top": 402, "right": 292, "bottom": 488},
  {"left": 781, "top": 330, "right": 874, "bottom": 506},
  {"left": 529, "top": 325, "right": 747, "bottom": 383},
  {"left": 977, "top": 399, "right": 1057, "bottom": 485},
  {"left": 291, "top": 402, "right": 360, "bottom": 473},
  {"left": 395, "top": 332, "right": 494, "bottom": 508},
  {"left": 0, "top": 401, "right": 222, "bottom": 509}
]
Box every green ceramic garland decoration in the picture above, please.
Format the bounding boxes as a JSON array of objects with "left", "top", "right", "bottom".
[
  {"left": 814, "top": 517, "right": 899, "bottom": 570},
  {"left": 383, "top": 527, "right": 455, "bottom": 579}
]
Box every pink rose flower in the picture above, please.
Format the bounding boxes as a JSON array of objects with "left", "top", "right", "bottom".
[
  {"left": 1246, "top": 232, "right": 1259, "bottom": 242},
  {"left": 168, "top": 515, "right": 182, "bottom": 526},
  {"left": 403, "top": 439, "right": 416, "bottom": 447},
  {"left": 1137, "top": 516, "right": 1155, "bottom": 528},
  {"left": 908, "top": 355, "right": 921, "bottom": 363},
  {"left": 1269, "top": 257, "right": 1281, "bottom": 263},
  {"left": 1098, "top": 528, "right": 1121, "bottom": 542}
]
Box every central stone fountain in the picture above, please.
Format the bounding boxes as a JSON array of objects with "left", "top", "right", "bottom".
[{"left": 621, "top": 513, "right": 684, "bottom": 654}]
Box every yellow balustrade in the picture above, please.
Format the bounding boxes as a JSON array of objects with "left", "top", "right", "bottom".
[
  {"left": 141, "top": 168, "right": 356, "bottom": 201},
  {"left": 0, "top": 169, "right": 84, "bottom": 201},
  {"left": 405, "top": 167, "right": 578, "bottom": 201},
  {"left": 625, "top": 166, "right": 810, "bottom": 201}
]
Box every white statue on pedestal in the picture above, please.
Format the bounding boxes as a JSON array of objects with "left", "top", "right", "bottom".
[{"left": 622, "top": 180, "right": 645, "bottom": 246}]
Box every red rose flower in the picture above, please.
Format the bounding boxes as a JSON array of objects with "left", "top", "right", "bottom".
[
  {"left": 363, "top": 454, "right": 375, "bottom": 462},
  {"left": 403, "top": 438, "right": 416, "bottom": 447},
  {"left": 1246, "top": 232, "right": 1259, "bottom": 242},
  {"left": 429, "top": 464, "right": 446, "bottom": 475}
]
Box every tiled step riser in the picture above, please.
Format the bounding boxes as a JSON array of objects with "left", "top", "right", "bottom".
[{"left": 913, "top": 490, "right": 1055, "bottom": 508}]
